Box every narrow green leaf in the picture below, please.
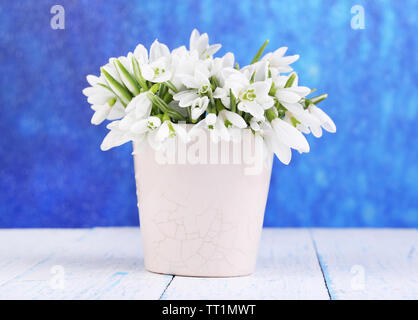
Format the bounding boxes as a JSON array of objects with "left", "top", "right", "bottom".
[
  {"left": 101, "top": 67, "right": 132, "bottom": 105},
  {"left": 310, "top": 94, "right": 328, "bottom": 105},
  {"left": 164, "top": 81, "right": 179, "bottom": 94},
  {"left": 116, "top": 60, "right": 141, "bottom": 96},
  {"left": 250, "top": 40, "right": 269, "bottom": 64},
  {"left": 284, "top": 73, "right": 296, "bottom": 88},
  {"left": 131, "top": 56, "right": 148, "bottom": 90},
  {"left": 98, "top": 81, "right": 127, "bottom": 107},
  {"left": 148, "top": 93, "right": 185, "bottom": 121}
]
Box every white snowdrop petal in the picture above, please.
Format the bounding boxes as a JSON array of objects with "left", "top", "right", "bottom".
[
  {"left": 100, "top": 129, "right": 131, "bottom": 151},
  {"left": 273, "top": 139, "right": 292, "bottom": 165},
  {"left": 134, "top": 44, "right": 148, "bottom": 63},
  {"left": 107, "top": 104, "right": 126, "bottom": 120},
  {"left": 88, "top": 94, "right": 112, "bottom": 105},
  {"left": 276, "top": 89, "right": 301, "bottom": 104},
  {"left": 91, "top": 106, "right": 110, "bottom": 125},
  {"left": 86, "top": 75, "right": 100, "bottom": 86},
  {"left": 150, "top": 40, "right": 170, "bottom": 61},
  {"left": 272, "top": 118, "right": 310, "bottom": 153},
  {"left": 173, "top": 90, "right": 199, "bottom": 107},
  {"left": 223, "top": 110, "right": 247, "bottom": 129},
  {"left": 289, "top": 86, "right": 311, "bottom": 97},
  {"left": 311, "top": 105, "right": 336, "bottom": 133},
  {"left": 205, "top": 44, "right": 222, "bottom": 57}
]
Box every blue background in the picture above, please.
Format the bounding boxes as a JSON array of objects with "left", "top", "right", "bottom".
[{"left": 0, "top": 0, "right": 417, "bottom": 228}]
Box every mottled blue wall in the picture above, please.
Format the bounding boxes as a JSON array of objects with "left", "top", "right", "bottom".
[{"left": 0, "top": 0, "right": 417, "bottom": 227}]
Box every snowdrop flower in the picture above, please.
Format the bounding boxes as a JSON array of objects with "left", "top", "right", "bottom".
[
  {"left": 173, "top": 64, "right": 211, "bottom": 113},
  {"left": 227, "top": 72, "right": 274, "bottom": 120},
  {"left": 139, "top": 40, "right": 172, "bottom": 83},
  {"left": 148, "top": 118, "right": 189, "bottom": 150},
  {"left": 262, "top": 47, "right": 299, "bottom": 74},
  {"left": 125, "top": 92, "right": 152, "bottom": 119},
  {"left": 85, "top": 29, "right": 335, "bottom": 165},
  {"left": 191, "top": 110, "right": 247, "bottom": 142},
  {"left": 262, "top": 122, "right": 292, "bottom": 165},
  {"left": 209, "top": 52, "right": 236, "bottom": 85},
  {"left": 100, "top": 120, "right": 133, "bottom": 151},
  {"left": 271, "top": 117, "right": 310, "bottom": 153},
  {"left": 273, "top": 73, "right": 310, "bottom": 112},
  {"left": 189, "top": 29, "right": 221, "bottom": 59},
  {"left": 83, "top": 75, "right": 125, "bottom": 125},
  {"left": 307, "top": 103, "right": 336, "bottom": 135},
  {"left": 190, "top": 96, "right": 209, "bottom": 121}
]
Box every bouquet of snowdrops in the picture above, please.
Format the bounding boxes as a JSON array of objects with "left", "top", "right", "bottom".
[{"left": 83, "top": 29, "right": 336, "bottom": 165}]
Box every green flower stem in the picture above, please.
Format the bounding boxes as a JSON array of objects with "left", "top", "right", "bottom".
[
  {"left": 250, "top": 39, "right": 269, "bottom": 64},
  {"left": 115, "top": 60, "right": 141, "bottom": 96},
  {"left": 207, "top": 88, "right": 216, "bottom": 109},
  {"left": 290, "top": 116, "right": 301, "bottom": 127},
  {"left": 186, "top": 106, "right": 194, "bottom": 123},
  {"left": 215, "top": 99, "right": 224, "bottom": 112},
  {"left": 163, "top": 92, "right": 173, "bottom": 104},
  {"left": 100, "top": 67, "right": 132, "bottom": 105},
  {"left": 159, "top": 84, "right": 168, "bottom": 98},
  {"left": 210, "top": 76, "right": 220, "bottom": 90}
]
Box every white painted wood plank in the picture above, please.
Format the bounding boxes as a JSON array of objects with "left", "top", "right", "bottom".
[
  {"left": 312, "top": 229, "right": 418, "bottom": 300},
  {"left": 0, "top": 228, "right": 172, "bottom": 300},
  {"left": 0, "top": 229, "right": 90, "bottom": 287},
  {"left": 162, "top": 228, "right": 329, "bottom": 300}
]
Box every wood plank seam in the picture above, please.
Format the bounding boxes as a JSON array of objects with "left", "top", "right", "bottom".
[
  {"left": 159, "top": 275, "right": 174, "bottom": 300},
  {"left": 309, "top": 229, "right": 332, "bottom": 300}
]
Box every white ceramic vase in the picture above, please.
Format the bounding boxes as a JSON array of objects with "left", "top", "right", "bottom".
[{"left": 133, "top": 129, "right": 272, "bottom": 277}]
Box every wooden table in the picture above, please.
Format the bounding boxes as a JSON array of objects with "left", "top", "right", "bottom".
[{"left": 0, "top": 228, "right": 416, "bottom": 300}]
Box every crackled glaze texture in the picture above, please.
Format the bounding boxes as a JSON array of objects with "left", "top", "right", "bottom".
[{"left": 133, "top": 137, "right": 272, "bottom": 277}]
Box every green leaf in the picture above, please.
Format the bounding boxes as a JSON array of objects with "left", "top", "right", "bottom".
[
  {"left": 100, "top": 67, "right": 132, "bottom": 105},
  {"left": 147, "top": 93, "right": 185, "bottom": 121},
  {"left": 269, "top": 82, "right": 277, "bottom": 96},
  {"left": 164, "top": 81, "right": 179, "bottom": 94},
  {"left": 250, "top": 40, "right": 269, "bottom": 64},
  {"left": 284, "top": 73, "right": 296, "bottom": 88},
  {"left": 131, "top": 56, "right": 148, "bottom": 90},
  {"left": 98, "top": 80, "right": 127, "bottom": 107},
  {"left": 115, "top": 60, "right": 141, "bottom": 96}
]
